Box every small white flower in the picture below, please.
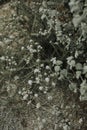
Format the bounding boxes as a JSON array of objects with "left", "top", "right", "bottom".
[
  {"left": 28, "top": 80, "right": 32, "bottom": 85},
  {"left": 44, "top": 91, "right": 47, "bottom": 94},
  {"left": 51, "top": 57, "right": 56, "bottom": 65},
  {"left": 33, "top": 48, "right": 37, "bottom": 52},
  {"left": 11, "top": 56, "right": 14, "bottom": 59},
  {"left": 22, "top": 91, "right": 27, "bottom": 95},
  {"left": 36, "top": 77, "right": 40, "bottom": 84},
  {"left": 37, "top": 45, "right": 42, "bottom": 49},
  {"left": 53, "top": 59, "right": 56, "bottom": 65},
  {"left": 75, "top": 50, "right": 79, "bottom": 58},
  {"left": 39, "top": 86, "right": 43, "bottom": 90},
  {"left": 23, "top": 94, "right": 28, "bottom": 100},
  {"left": 29, "top": 39, "right": 33, "bottom": 43},
  {"left": 35, "top": 42, "right": 39, "bottom": 45},
  {"left": 78, "top": 118, "right": 83, "bottom": 124},
  {"left": 47, "top": 95, "right": 53, "bottom": 101},
  {"left": 37, "top": 117, "right": 40, "bottom": 121},
  {"left": 40, "top": 64, "right": 44, "bottom": 67},
  {"left": 21, "top": 46, "right": 24, "bottom": 50},
  {"left": 42, "top": 119, "right": 46, "bottom": 123},
  {"left": 38, "top": 74, "right": 42, "bottom": 78},
  {"left": 8, "top": 59, "right": 11, "bottom": 62},
  {"left": 30, "top": 45, "right": 33, "bottom": 48},
  {"left": 14, "top": 76, "right": 19, "bottom": 80},
  {"left": 27, "top": 100, "right": 31, "bottom": 105},
  {"left": 29, "top": 48, "right": 34, "bottom": 53},
  {"left": 34, "top": 68, "right": 40, "bottom": 73},
  {"left": 22, "top": 87, "right": 26, "bottom": 91},
  {"left": 34, "top": 93, "right": 38, "bottom": 97},
  {"left": 52, "top": 82, "right": 56, "bottom": 87},
  {"left": 63, "top": 125, "right": 69, "bottom": 130},
  {"left": 18, "top": 91, "right": 21, "bottom": 94},
  {"left": 0, "top": 56, "right": 5, "bottom": 60},
  {"left": 36, "top": 103, "right": 41, "bottom": 109},
  {"left": 44, "top": 72, "right": 47, "bottom": 76},
  {"left": 39, "top": 7, "right": 44, "bottom": 13},
  {"left": 46, "top": 65, "right": 50, "bottom": 70},
  {"left": 36, "top": 59, "right": 40, "bottom": 63},
  {"left": 45, "top": 77, "right": 50, "bottom": 83},
  {"left": 14, "top": 62, "right": 17, "bottom": 66}
]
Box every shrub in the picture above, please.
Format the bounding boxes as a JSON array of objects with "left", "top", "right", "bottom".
[{"left": 0, "top": 0, "right": 87, "bottom": 108}]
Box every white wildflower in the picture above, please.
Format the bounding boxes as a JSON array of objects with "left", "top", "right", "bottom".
[
  {"left": 42, "top": 119, "right": 46, "bottom": 123},
  {"left": 21, "top": 46, "right": 24, "bottom": 50},
  {"left": 63, "top": 125, "right": 70, "bottom": 130},
  {"left": 14, "top": 75, "right": 19, "bottom": 80},
  {"left": 29, "top": 39, "right": 33, "bottom": 43},
  {"left": 34, "top": 94, "right": 38, "bottom": 98},
  {"left": 47, "top": 95, "right": 53, "bottom": 101},
  {"left": 78, "top": 118, "right": 83, "bottom": 124},
  {"left": 40, "top": 64, "right": 44, "bottom": 67},
  {"left": 35, "top": 42, "right": 39, "bottom": 45},
  {"left": 34, "top": 68, "right": 40, "bottom": 73},
  {"left": 52, "top": 82, "right": 56, "bottom": 87},
  {"left": 51, "top": 57, "right": 56, "bottom": 65},
  {"left": 39, "top": 86, "right": 43, "bottom": 90},
  {"left": 46, "top": 65, "right": 50, "bottom": 70},
  {"left": 18, "top": 91, "right": 21, "bottom": 94},
  {"left": 28, "top": 80, "right": 32, "bottom": 85},
  {"left": 45, "top": 77, "right": 50, "bottom": 83},
  {"left": 0, "top": 56, "right": 5, "bottom": 60},
  {"left": 44, "top": 72, "right": 47, "bottom": 76},
  {"left": 27, "top": 100, "right": 31, "bottom": 105},
  {"left": 23, "top": 94, "right": 28, "bottom": 100},
  {"left": 36, "top": 103, "right": 41, "bottom": 109},
  {"left": 36, "top": 59, "right": 40, "bottom": 63},
  {"left": 75, "top": 50, "right": 79, "bottom": 58},
  {"left": 36, "top": 77, "right": 40, "bottom": 84}
]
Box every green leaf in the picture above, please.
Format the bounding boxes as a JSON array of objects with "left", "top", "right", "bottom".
[
  {"left": 76, "top": 63, "right": 82, "bottom": 70},
  {"left": 83, "top": 65, "right": 87, "bottom": 74},
  {"left": 54, "top": 65, "right": 60, "bottom": 72},
  {"left": 80, "top": 81, "right": 87, "bottom": 101},
  {"left": 76, "top": 71, "right": 81, "bottom": 79},
  {"left": 69, "top": 82, "right": 77, "bottom": 93},
  {"left": 60, "top": 69, "right": 67, "bottom": 77},
  {"left": 56, "top": 60, "right": 63, "bottom": 66}
]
